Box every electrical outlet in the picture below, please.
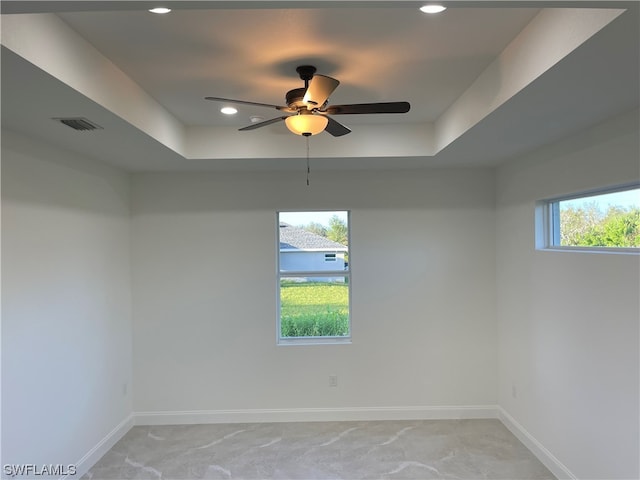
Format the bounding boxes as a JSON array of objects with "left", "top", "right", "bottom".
[
  {"left": 329, "top": 375, "right": 338, "bottom": 387},
  {"left": 123, "top": 382, "right": 128, "bottom": 396},
  {"left": 511, "top": 384, "right": 517, "bottom": 399}
]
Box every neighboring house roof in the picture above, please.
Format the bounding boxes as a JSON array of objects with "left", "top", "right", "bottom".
[{"left": 279, "top": 223, "right": 348, "bottom": 251}]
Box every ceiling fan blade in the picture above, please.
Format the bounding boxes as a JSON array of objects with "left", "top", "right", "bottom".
[
  {"left": 205, "top": 96, "right": 293, "bottom": 112},
  {"left": 303, "top": 75, "right": 340, "bottom": 109},
  {"left": 324, "top": 102, "right": 410, "bottom": 115},
  {"left": 324, "top": 116, "right": 351, "bottom": 137},
  {"left": 238, "top": 116, "right": 288, "bottom": 131}
]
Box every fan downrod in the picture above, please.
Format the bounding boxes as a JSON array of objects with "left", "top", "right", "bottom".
[{"left": 286, "top": 65, "right": 318, "bottom": 108}]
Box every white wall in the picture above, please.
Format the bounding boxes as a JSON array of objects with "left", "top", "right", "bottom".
[
  {"left": 5, "top": 109, "right": 636, "bottom": 478},
  {"left": 1, "top": 130, "right": 133, "bottom": 475},
  {"left": 131, "top": 168, "right": 497, "bottom": 414},
  {"left": 496, "top": 109, "right": 640, "bottom": 479}
]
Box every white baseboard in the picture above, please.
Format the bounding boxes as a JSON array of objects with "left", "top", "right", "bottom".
[
  {"left": 498, "top": 407, "right": 576, "bottom": 480},
  {"left": 134, "top": 405, "right": 499, "bottom": 425},
  {"left": 67, "top": 414, "right": 134, "bottom": 479}
]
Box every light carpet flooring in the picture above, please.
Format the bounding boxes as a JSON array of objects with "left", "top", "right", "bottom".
[{"left": 83, "top": 419, "right": 556, "bottom": 479}]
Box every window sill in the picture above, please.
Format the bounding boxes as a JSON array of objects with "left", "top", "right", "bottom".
[
  {"left": 538, "top": 246, "right": 639, "bottom": 255},
  {"left": 278, "top": 336, "right": 352, "bottom": 346}
]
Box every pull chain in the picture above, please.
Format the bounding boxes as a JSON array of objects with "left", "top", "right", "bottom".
[{"left": 304, "top": 133, "right": 311, "bottom": 186}]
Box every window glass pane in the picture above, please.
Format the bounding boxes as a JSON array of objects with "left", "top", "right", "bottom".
[
  {"left": 555, "top": 187, "right": 640, "bottom": 247},
  {"left": 279, "top": 211, "right": 349, "bottom": 273},
  {"left": 277, "top": 211, "right": 350, "bottom": 342},
  {"left": 279, "top": 277, "right": 349, "bottom": 338}
]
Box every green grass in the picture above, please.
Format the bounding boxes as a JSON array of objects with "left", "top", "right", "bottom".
[{"left": 280, "top": 281, "right": 349, "bottom": 337}]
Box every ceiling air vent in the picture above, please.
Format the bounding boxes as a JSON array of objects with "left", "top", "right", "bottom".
[{"left": 53, "top": 117, "right": 103, "bottom": 131}]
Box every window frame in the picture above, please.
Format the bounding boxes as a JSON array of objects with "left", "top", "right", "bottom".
[
  {"left": 276, "top": 211, "right": 352, "bottom": 346},
  {"left": 537, "top": 183, "right": 640, "bottom": 254}
]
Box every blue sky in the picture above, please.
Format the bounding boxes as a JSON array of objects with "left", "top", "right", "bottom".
[
  {"left": 280, "top": 211, "right": 348, "bottom": 227},
  {"left": 561, "top": 187, "right": 639, "bottom": 210}
]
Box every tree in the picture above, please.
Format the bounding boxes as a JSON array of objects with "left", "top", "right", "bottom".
[
  {"left": 559, "top": 202, "right": 602, "bottom": 246},
  {"left": 577, "top": 207, "right": 640, "bottom": 247},
  {"left": 327, "top": 215, "right": 348, "bottom": 246},
  {"left": 304, "top": 222, "right": 328, "bottom": 237},
  {"left": 560, "top": 203, "right": 640, "bottom": 247}
]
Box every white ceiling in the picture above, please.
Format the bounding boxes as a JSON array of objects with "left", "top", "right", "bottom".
[
  {"left": 1, "top": 1, "right": 638, "bottom": 172},
  {"left": 56, "top": 7, "right": 539, "bottom": 126}
]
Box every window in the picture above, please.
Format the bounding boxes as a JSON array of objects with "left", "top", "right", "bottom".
[
  {"left": 539, "top": 184, "right": 639, "bottom": 251},
  {"left": 277, "top": 211, "right": 351, "bottom": 344}
]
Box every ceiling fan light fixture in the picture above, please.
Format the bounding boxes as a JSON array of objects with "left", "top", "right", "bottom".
[
  {"left": 205, "top": 65, "right": 411, "bottom": 137},
  {"left": 285, "top": 114, "right": 328, "bottom": 136},
  {"left": 220, "top": 106, "right": 238, "bottom": 115},
  {"left": 420, "top": 4, "right": 446, "bottom": 14},
  {"left": 148, "top": 7, "right": 171, "bottom": 14}
]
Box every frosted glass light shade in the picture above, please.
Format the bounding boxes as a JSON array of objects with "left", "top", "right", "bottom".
[{"left": 285, "top": 114, "right": 328, "bottom": 136}]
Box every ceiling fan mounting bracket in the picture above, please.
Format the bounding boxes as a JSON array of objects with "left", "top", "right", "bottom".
[{"left": 296, "top": 65, "right": 317, "bottom": 83}]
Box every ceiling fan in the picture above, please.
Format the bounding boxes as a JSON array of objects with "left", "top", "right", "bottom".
[{"left": 205, "top": 65, "right": 410, "bottom": 137}]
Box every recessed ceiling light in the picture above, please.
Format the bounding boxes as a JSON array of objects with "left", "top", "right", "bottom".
[
  {"left": 420, "top": 5, "right": 446, "bottom": 14},
  {"left": 221, "top": 106, "right": 238, "bottom": 115},
  {"left": 148, "top": 7, "right": 171, "bottom": 14}
]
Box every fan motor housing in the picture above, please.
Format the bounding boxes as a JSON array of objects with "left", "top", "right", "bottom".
[{"left": 285, "top": 87, "right": 307, "bottom": 109}]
